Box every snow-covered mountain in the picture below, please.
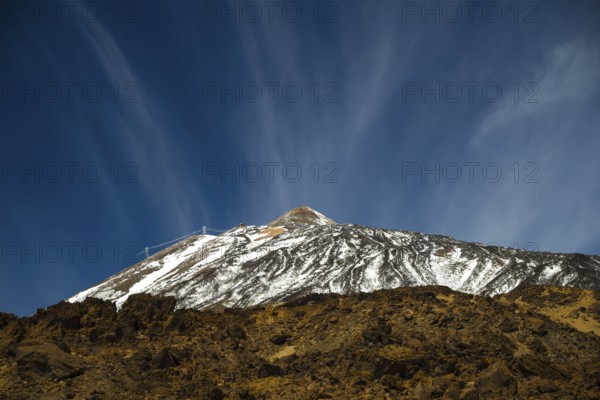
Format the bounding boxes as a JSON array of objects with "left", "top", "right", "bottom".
[{"left": 68, "top": 207, "right": 600, "bottom": 310}]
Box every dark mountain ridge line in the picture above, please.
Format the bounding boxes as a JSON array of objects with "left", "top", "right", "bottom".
[{"left": 1, "top": 284, "right": 597, "bottom": 328}]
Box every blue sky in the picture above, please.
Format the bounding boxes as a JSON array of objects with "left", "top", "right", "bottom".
[{"left": 1, "top": 0, "right": 599, "bottom": 315}]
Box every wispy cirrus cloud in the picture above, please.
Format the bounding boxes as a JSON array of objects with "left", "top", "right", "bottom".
[
  {"left": 453, "top": 39, "right": 600, "bottom": 251},
  {"left": 73, "top": 21, "right": 211, "bottom": 233},
  {"left": 229, "top": 3, "right": 422, "bottom": 221},
  {"left": 231, "top": 4, "right": 600, "bottom": 254}
]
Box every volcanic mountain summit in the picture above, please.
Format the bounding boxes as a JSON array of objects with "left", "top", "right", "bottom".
[
  {"left": 68, "top": 207, "right": 600, "bottom": 311},
  {"left": 3, "top": 207, "right": 600, "bottom": 399},
  {"left": 268, "top": 206, "right": 335, "bottom": 226}
]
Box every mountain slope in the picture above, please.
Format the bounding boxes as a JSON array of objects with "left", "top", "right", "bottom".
[{"left": 68, "top": 207, "right": 600, "bottom": 310}]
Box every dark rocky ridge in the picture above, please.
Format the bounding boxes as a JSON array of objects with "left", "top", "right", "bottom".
[{"left": 1, "top": 285, "right": 599, "bottom": 399}]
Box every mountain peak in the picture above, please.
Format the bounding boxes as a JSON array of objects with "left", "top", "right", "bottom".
[
  {"left": 68, "top": 207, "right": 600, "bottom": 312},
  {"left": 268, "top": 206, "right": 335, "bottom": 226}
]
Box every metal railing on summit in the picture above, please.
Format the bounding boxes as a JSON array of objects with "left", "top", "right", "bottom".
[{"left": 135, "top": 225, "right": 228, "bottom": 259}]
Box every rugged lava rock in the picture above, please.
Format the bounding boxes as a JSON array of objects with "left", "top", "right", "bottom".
[{"left": 1, "top": 286, "right": 599, "bottom": 399}]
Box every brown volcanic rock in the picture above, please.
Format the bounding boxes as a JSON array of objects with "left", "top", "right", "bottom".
[
  {"left": 475, "top": 361, "right": 518, "bottom": 398},
  {"left": 15, "top": 343, "right": 85, "bottom": 380},
  {"left": 0, "top": 313, "right": 16, "bottom": 330},
  {"left": 498, "top": 285, "right": 600, "bottom": 335},
  {"left": 0, "top": 286, "right": 598, "bottom": 399}
]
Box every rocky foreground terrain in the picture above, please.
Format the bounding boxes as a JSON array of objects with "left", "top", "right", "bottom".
[{"left": 0, "top": 285, "right": 599, "bottom": 399}]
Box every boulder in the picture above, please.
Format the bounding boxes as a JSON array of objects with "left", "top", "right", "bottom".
[
  {"left": 475, "top": 361, "right": 517, "bottom": 398},
  {"left": 16, "top": 343, "right": 84, "bottom": 380}
]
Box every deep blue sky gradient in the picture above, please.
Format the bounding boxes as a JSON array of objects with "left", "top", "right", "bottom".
[{"left": 1, "top": 0, "right": 599, "bottom": 315}]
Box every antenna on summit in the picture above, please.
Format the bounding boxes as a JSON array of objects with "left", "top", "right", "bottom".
[
  {"left": 202, "top": 226, "right": 207, "bottom": 235},
  {"left": 144, "top": 247, "right": 149, "bottom": 259}
]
